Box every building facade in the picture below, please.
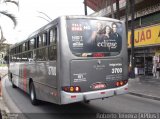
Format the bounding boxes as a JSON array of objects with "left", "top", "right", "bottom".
[{"left": 84, "top": 0, "right": 160, "bottom": 75}]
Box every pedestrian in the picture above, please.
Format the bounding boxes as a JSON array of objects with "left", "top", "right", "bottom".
[{"left": 156, "top": 63, "right": 160, "bottom": 79}]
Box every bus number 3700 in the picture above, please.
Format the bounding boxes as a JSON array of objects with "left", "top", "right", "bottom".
[{"left": 112, "top": 68, "right": 122, "bottom": 74}]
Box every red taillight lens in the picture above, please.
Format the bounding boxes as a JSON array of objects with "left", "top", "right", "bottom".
[
  {"left": 115, "top": 80, "right": 128, "bottom": 87},
  {"left": 93, "top": 53, "right": 105, "bottom": 57},
  {"left": 75, "top": 86, "right": 80, "bottom": 92},
  {"left": 62, "top": 86, "right": 81, "bottom": 92},
  {"left": 116, "top": 81, "right": 120, "bottom": 87},
  {"left": 63, "top": 87, "right": 69, "bottom": 92},
  {"left": 120, "top": 81, "right": 124, "bottom": 86}
]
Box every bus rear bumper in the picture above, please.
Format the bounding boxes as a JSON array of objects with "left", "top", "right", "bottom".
[{"left": 60, "top": 84, "right": 128, "bottom": 104}]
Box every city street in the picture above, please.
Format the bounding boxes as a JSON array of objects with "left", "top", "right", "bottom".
[
  {"left": 0, "top": 0, "right": 160, "bottom": 119},
  {"left": 4, "top": 77, "right": 160, "bottom": 119}
]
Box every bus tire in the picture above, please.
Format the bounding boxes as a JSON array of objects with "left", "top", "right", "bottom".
[{"left": 29, "top": 82, "right": 38, "bottom": 105}]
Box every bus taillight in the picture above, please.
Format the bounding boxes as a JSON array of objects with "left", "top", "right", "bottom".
[
  {"left": 120, "top": 81, "right": 124, "bottom": 86},
  {"left": 115, "top": 80, "right": 128, "bottom": 87},
  {"left": 75, "top": 86, "right": 81, "bottom": 92},
  {"left": 70, "top": 86, "right": 74, "bottom": 92},
  {"left": 62, "top": 86, "right": 81, "bottom": 92},
  {"left": 116, "top": 82, "right": 120, "bottom": 87}
]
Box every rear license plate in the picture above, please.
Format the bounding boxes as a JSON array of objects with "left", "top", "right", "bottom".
[{"left": 92, "top": 83, "right": 106, "bottom": 89}]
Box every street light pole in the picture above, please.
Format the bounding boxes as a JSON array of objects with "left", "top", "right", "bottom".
[
  {"left": 125, "top": 0, "right": 129, "bottom": 38},
  {"left": 84, "top": 0, "right": 88, "bottom": 15},
  {"left": 130, "top": 0, "right": 135, "bottom": 78},
  {"left": 116, "top": 0, "right": 120, "bottom": 19}
]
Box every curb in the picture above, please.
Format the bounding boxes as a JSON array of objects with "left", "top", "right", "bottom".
[
  {"left": 2, "top": 76, "right": 28, "bottom": 119},
  {"left": 129, "top": 92, "right": 160, "bottom": 101},
  {"left": 2, "top": 76, "right": 22, "bottom": 113}
]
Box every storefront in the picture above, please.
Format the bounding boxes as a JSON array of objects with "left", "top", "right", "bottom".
[{"left": 128, "top": 23, "right": 160, "bottom": 75}]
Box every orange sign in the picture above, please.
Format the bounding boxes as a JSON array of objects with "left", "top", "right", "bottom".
[{"left": 128, "top": 24, "right": 160, "bottom": 47}]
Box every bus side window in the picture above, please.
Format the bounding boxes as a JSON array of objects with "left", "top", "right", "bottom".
[
  {"left": 29, "top": 38, "right": 36, "bottom": 50},
  {"left": 25, "top": 42, "right": 28, "bottom": 51},
  {"left": 19, "top": 45, "right": 22, "bottom": 53},
  {"left": 17, "top": 55, "right": 21, "bottom": 62},
  {"left": 48, "top": 46, "right": 56, "bottom": 60},
  {"left": 22, "top": 53, "right": 28, "bottom": 62},
  {"left": 37, "top": 35, "right": 43, "bottom": 48},
  {"left": 10, "top": 55, "right": 12, "bottom": 62},
  {"left": 48, "top": 27, "right": 57, "bottom": 61},
  {"left": 22, "top": 43, "right": 25, "bottom": 52},
  {"left": 19, "top": 54, "right": 22, "bottom": 62},
  {"left": 13, "top": 55, "right": 17, "bottom": 62},
  {"left": 43, "top": 33, "right": 47, "bottom": 46},
  {"left": 36, "top": 48, "right": 47, "bottom": 61},
  {"left": 49, "top": 27, "right": 57, "bottom": 45},
  {"left": 28, "top": 51, "right": 33, "bottom": 59}
]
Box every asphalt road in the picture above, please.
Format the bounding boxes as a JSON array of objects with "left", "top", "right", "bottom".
[{"left": 5, "top": 77, "right": 160, "bottom": 119}]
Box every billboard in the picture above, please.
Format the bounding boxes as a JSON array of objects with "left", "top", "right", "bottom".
[{"left": 128, "top": 24, "right": 160, "bottom": 47}]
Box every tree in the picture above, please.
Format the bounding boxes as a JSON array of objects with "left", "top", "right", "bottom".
[{"left": 0, "top": 0, "right": 19, "bottom": 45}]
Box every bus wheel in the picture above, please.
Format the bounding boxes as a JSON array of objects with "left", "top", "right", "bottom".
[{"left": 30, "top": 82, "right": 38, "bottom": 105}]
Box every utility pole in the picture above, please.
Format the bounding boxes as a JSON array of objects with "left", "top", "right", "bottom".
[
  {"left": 84, "top": 0, "right": 88, "bottom": 15},
  {"left": 116, "top": 0, "right": 120, "bottom": 19},
  {"left": 125, "top": 0, "right": 129, "bottom": 38},
  {"left": 130, "top": 0, "right": 135, "bottom": 78},
  {"left": 110, "top": 0, "right": 114, "bottom": 18}
]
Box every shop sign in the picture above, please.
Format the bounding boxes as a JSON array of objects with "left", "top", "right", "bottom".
[{"left": 128, "top": 24, "right": 160, "bottom": 47}]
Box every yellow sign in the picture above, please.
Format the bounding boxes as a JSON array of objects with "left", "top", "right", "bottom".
[{"left": 128, "top": 24, "right": 160, "bottom": 47}]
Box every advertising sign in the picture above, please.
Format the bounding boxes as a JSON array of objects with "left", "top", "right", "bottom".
[
  {"left": 67, "top": 19, "right": 123, "bottom": 56},
  {"left": 128, "top": 24, "right": 160, "bottom": 47}
]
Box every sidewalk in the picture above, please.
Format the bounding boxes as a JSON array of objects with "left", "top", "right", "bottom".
[
  {"left": 128, "top": 75, "right": 160, "bottom": 101},
  {"left": 0, "top": 66, "right": 10, "bottom": 119}
]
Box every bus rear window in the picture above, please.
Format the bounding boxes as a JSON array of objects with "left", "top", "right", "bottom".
[{"left": 66, "top": 19, "right": 123, "bottom": 57}]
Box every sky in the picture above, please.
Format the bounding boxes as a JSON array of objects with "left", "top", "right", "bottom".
[{"left": 0, "top": 0, "right": 94, "bottom": 44}]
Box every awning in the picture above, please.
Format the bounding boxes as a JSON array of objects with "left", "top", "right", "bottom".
[{"left": 84, "top": 0, "right": 118, "bottom": 11}]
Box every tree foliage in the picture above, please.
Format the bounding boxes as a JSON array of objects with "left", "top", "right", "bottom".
[{"left": 0, "top": 0, "right": 19, "bottom": 46}]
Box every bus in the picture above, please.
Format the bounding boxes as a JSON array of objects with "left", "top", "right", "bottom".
[{"left": 8, "top": 16, "right": 128, "bottom": 105}]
